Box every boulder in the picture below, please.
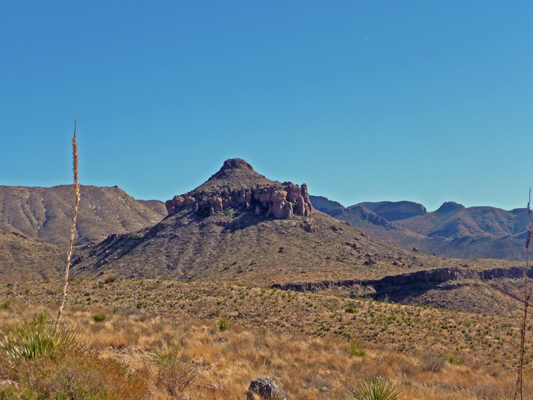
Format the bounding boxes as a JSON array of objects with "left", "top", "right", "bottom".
[{"left": 247, "top": 377, "right": 287, "bottom": 400}]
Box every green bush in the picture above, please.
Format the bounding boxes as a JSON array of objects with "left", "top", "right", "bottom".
[
  {"left": 0, "top": 300, "right": 10, "bottom": 309},
  {"left": 93, "top": 313, "right": 106, "bottom": 322},
  {"left": 349, "top": 377, "right": 399, "bottom": 400},
  {"left": 345, "top": 307, "right": 357, "bottom": 314}
]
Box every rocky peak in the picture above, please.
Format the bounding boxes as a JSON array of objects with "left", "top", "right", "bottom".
[
  {"left": 436, "top": 201, "right": 465, "bottom": 214},
  {"left": 165, "top": 159, "right": 313, "bottom": 220},
  {"left": 221, "top": 158, "right": 254, "bottom": 171}
]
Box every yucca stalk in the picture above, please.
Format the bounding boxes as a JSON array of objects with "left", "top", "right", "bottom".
[
  {"left": 514, "top": 188, "right": 532, "bottom": 400},
  {"left": 55, "top": 119, "right": 80, "bottom": 329}
]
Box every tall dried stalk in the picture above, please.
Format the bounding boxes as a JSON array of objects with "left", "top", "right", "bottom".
[
  {"left": 514, "top": 188, "right": 531, "bottom": 400},
  {"left": 55, "top": 120, "right": 80, "bottom": 329}
]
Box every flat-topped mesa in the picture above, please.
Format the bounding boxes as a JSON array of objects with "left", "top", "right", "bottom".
[{"left": 165, "top": 159, "right": 313, "bottom": 219}]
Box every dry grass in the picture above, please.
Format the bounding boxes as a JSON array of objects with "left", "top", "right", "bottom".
[{"left": 0, "top": 279, "right": 532, "bottom": 399}]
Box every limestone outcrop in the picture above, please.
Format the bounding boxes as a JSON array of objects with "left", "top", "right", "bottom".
[{"left": 165, "top": 159, "right": 313, "bottom": 220}]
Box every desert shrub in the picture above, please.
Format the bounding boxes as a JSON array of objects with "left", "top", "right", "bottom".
[
  {"left": 104, "top": 275, "right": 117, "bottom": 284},
  {"left": 153, "top": 342, "right": 197, "bottom": 396},
  {"left": 349, "top": 341, "right": 366, "bottom": 357},
  {"left": 0, "top": 301, "right": 10, "bottom": 309},
  {"left": 0, "top": 313, "right": 80, "bottom": 362},
  {"left": 93, "top": 313, "right": 106, "bottom": 322},
  {"left": 217, "top": 318, "right": 230, "bottom": 332},
  {"left": 348, "top": 376, "right": 399, "bottom": 400},
  {"left": 422, "top": 355, "right": 446, "bottom": 373},
  {"left": 345, "top": 307, "right": 357, "bottom": 314}
]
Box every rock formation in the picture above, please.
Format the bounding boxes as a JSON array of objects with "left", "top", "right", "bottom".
[{"left": 165, "top": 159, "right": 313, "bottom": 220}]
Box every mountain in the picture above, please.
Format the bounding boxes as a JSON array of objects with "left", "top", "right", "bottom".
[
  {"left": 0, "top": 185, "right": 167, "bottom": 246},
  {"left": 71, "top": 159, "right": 517, "bottom": 289},
  {"left": 308, "top": 195, "right": 344, "bottom": 213},
  {"left": 0, "top": 229, "right": 65, "bottom": 281},
  {"left": 319, "top": 199, "right": 529, "bottom": 260}
]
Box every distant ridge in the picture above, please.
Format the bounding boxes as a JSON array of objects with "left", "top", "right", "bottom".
[
  {"left": 313, "top": 198, "right": 530, "bottom": 260},
  {"left": 0, "top": 185, "right": 167, "bottom": 245}
]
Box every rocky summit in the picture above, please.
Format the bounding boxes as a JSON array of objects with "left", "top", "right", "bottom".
[{"left": 165, "top": 158, "right": 313, "bottom": 219}]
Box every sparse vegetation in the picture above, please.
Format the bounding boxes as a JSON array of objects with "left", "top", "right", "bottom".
[{"left": 0, "top": 280, "right": 530, "bottom": 399}]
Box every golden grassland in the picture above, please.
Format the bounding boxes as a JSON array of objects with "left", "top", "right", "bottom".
[{"left": 1, "top": 278, "right": 532, "bottom": 399}]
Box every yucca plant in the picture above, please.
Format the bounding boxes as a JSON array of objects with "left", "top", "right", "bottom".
[
  {"left": 348, "top": 377, "right": 399, "bottom": 400},
  {"left": 349, "top": 340, "right": 366, "bottom": 357},
  {"left": 0, "top": 313, "right": 80, "bottom": 363}
]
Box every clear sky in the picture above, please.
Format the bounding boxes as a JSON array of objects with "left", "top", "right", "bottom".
[{"left": 1, "top": 1, "right": 532, "bottom": 211}]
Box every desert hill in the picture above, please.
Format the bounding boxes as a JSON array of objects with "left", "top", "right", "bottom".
[
  {"left": 313, "top": 197, "right": 530, "bottom": 261},
  {"left": 71, "top": 159, "right": 523, "bottom": 318},
  {"left": 0, "top": 185, "right": 167, "bottom": 246}
]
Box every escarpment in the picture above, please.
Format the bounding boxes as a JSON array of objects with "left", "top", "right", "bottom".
[{"left": 165, "top": 158, "right": 313, "bottom": 219}]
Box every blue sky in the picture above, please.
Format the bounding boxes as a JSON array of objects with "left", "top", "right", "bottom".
[{"left": 1, "top": 1, "right": 532, "bottom": 211}]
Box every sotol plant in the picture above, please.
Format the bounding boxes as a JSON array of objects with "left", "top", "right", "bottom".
[
  {"left": 348, "top": 377, "right": 399, "bottom": 400},
  {"left": 55, "top": 119, "right": 80, "bottom": 328},
  {"left": 514, "top": 189, "right": 532, "bottom": 400}
]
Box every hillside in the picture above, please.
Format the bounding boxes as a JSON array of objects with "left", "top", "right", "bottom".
[
  {"left": 318, "top": 199, "right": 530, "bottom": 261},
  {"left": 0, "top": 185, "right": 167, "bottom": 246},
  {"left": 0, "top": 229, "right": 65, "bottom": 281}
]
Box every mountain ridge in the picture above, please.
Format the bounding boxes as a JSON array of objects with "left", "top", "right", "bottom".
[
  {"left": 0, "top": 184, "right": 167, "bottom": 246},
  {"left": 311, "top": 197, "right": 530, "bottom": 260}
]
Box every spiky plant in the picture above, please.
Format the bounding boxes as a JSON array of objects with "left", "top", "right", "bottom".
[
  {"left": 348, "top": 377, "right": 399, "bottom": 400},
  {"left": 0, "top": 312, "right": 80, "bottom": 363}
]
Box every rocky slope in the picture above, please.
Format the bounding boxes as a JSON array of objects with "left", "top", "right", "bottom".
[
  {"left": 317, "top": 199, "right": 530, "bottom": 261},
  {"left": 0, "top": 185, "right": 167, "bottom": 246}
]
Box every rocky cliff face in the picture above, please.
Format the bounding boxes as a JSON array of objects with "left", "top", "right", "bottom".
[
  {"left": 272, "top": 265, "right": 531, "bottom": 292},
  {"left": 165, "top": 159, "right": 313, "bottom": 219}
]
